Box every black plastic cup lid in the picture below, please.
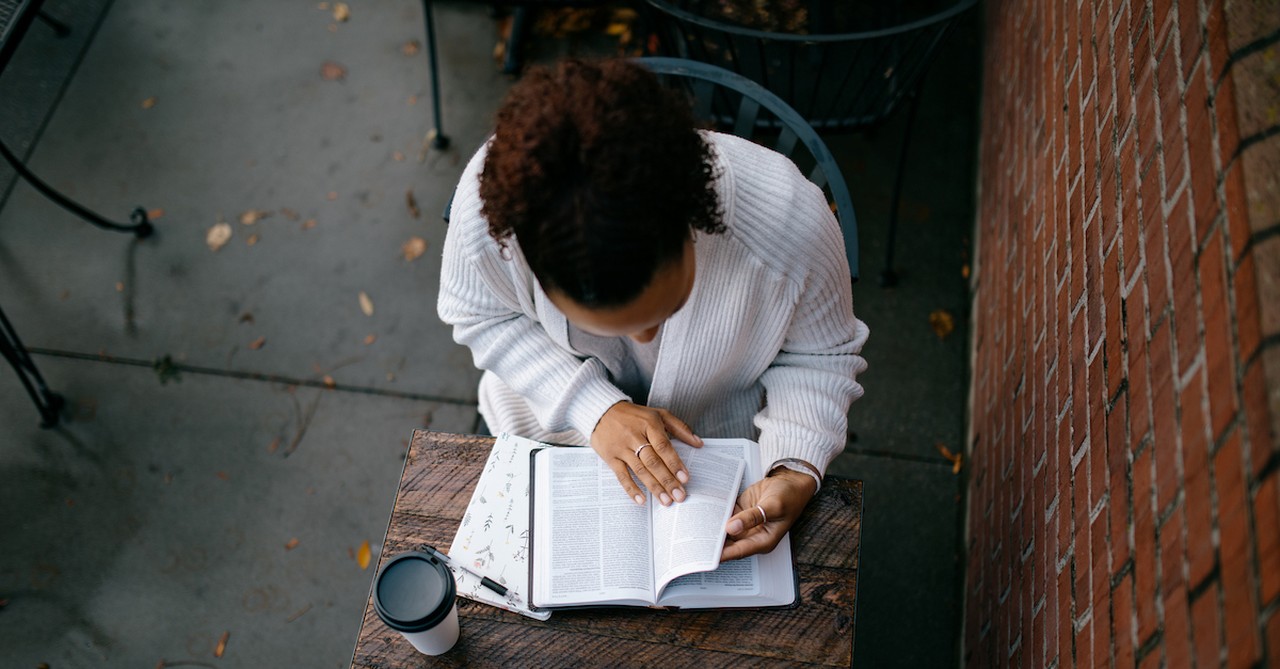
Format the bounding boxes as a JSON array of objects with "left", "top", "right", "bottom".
[{"left": 373, "top": 550, "right": 456, "bottom": 633}]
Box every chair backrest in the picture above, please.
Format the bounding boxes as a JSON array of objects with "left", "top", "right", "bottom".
[
  {"left": 637, "top": 56, "right": 858, "bottom": 281},
  {"left": 643, "top": 0, "right": 977, "bottom": 131}
]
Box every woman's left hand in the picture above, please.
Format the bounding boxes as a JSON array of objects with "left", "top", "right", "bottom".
[{"left": 721, "top": 468, "right": 818, "bottom": 561}]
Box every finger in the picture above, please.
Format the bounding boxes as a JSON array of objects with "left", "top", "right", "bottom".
[
  {"left": 607, "top": 460, "right": 647, "bottom": 506},
  {"left": 636, "top": 442, "right": 684, "bottom": 503},
  {"left": 646, "top": 431, "right": 691, "bottom": 488},
  {"left": 721, "top": 528, "right": 782, "bottom": 562},
  {"left": 629, "top": 452, "right": 677, "bottom": 506},
  {"left": 657, "top": 408, "right": 702, "bottom": 447},
  {"left": 724, "top": 505, "right": 764, "bottom": 536}
]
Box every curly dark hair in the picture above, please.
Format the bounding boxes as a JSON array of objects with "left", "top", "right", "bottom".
[{"left": 479, "top": 58, "right": 723, "bottom": 308}]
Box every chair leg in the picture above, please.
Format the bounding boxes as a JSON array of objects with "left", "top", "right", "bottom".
[
  {"left": 0, "top": 138, "right": 154, "bottom": 238},
  {"left": 421, "top": 0, "right": 450, "bottom": 149},
  {"left": 879, "top": 85, "right": 924, "bottom": 288},
  {"left": 501, "top": 6, "right": 531, "bottom": 75},
  {"left": 0, "top": 305, "right": 64, "bottom": 428}
]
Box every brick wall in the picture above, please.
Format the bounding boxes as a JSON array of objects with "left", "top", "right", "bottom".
[{"left": 965, "top": 0, "right": 1280, "bottom": 667}]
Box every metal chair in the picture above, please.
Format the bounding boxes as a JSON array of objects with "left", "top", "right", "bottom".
[
  {"left": 643, "top": 0, "right": 977, "bottom": 285},
  {"left": 637, "top": 56, "right": 858, "bottom": 281},
  {"left": 1, "top": 0, "right": 154, "bottom": 426}
]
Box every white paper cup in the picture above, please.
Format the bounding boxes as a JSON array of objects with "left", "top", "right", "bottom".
[{"left": 373, "top": 550, "right": 460, "bottom": 655}]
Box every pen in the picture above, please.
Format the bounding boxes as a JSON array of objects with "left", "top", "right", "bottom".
[{"left": 423, "top": 546, "right": 518, "bottom": 602}]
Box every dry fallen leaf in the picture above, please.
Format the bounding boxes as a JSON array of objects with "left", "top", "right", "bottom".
[
  {"left": 248, "top": 336, "right": 266, "bottom": 350},
  {"left": 239, "top": 312, "right": 254, "bottom": 324},
  {"left": 214, "top": 631, "right": 230, "bottom": 658},
  {"left": 320, "top": 61, "right": 347, "bottom": 81},
  {"left": 332, "top": 2, "right": 350, "bottom": 22},
  {"left": 392, "top": 150, "right": 405, "bottom": 162},
  {"left": 280, "top": 207, "right": 300, "bottom": 221},
  {"left": 323, "top": 375, "right": 336, "bottom": 389},
  {"left": 146, "top": 208, "right": 165, "bottom": 220},
  {"left": 216, "top": 471, "right": 230, "bottom": 481},
  {"left": 302, "top": 218, "right": 317, "bottom": 230},
  {"left": 407, "top": 94, "right": 418, "bottom": 106},
  {"left": 206, "top": 222, "right": 233, "bottom": 251},
  {"left": 141, "top": 97, "right": 157, "bottom": 109},
  {"left": 402, "top": 236, "right": 427, "bottom": 261},
  {"left": 359, "top": 291, "right": 374, "bottom": 316},
  {"left": 246, "top": 234, "right": 260, "bottom": 246},
  {"left": 961, "top": 264, "right": 971, "bottom": 279},
  {"left": 929, "top": 309, "right": 955, "bottom": 339},
  {"left": 285, "top": 538, "right": 300, "bottom": 551},
  {"left": 287, "top": 604, "right": 312, "bottom": 623},
  {"left": 317, "top": 1, "right": 329, "bottom": 9},
  {"left": 405, "top": 189, "right": 420, "bottom": 219},
  {"left": 357, "top": 540, "right": 372, "bottom": 570},
  {"left": 115, "top": 282, "right": 124, "bottom": 292},
  {"left": 936, "top": 442, "right": 963, "bottom": 474},
  {"left": 267, "top": 437, "right": 281, "bottom": 453},
  {"left": 326, "top": 191, "right": 338, "bottom": 201},
  {"left": 401, "top": 40, "right": 420, "bottom": 56},
  {"left": 239, "top": 209, "right": 270, "bottom": 225},
  {"left": 363, "top": 334, "right": 377, "bottom": 345}
]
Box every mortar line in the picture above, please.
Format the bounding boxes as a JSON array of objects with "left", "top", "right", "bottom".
[{"left": 27, "top": 347, "right": 479, "bottom": 406}]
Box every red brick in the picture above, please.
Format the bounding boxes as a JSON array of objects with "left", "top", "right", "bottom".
[
  {"left": 1254, "top": 475, "right": 1280, "bottom": 606},
  {"left": 1115, "top": 571, "right": 1137, "bottom": 668},
  {"left": 1175, "top": 0, "right": 1202, "bottom": 78},
  {"left": 1243, "top": 361, "right": 1275, "bottom": 483},
  {"left": 1185, "top": 456, "right": 1216, "bottom": 587},
  {"left": 1233, "top": 251, "right": 1261, "bottom": 365},
  {"left": 1060, "top": 564, "right": 1075, "bottom": 667},
  {"left": 1161, "top": 505, "right": 1188, "bottom": 594},
  {"left": 1163, "top": 585, "right": 1194, "bottom": 669},
  {"left": 1167, "top": 193, "right": 1200, "bottom": 378},
  {"left": 1214, "top": 72, "right": 1240, "bottom": 179},
  {"left": 1183, "top": 61, "right": 1218, "bottom": 244},
  {"left": 1141, "top": 166, "right": 1171, "bottom": 320},
  {"left": 1151, "top": 325, "right": 1181, "bottom": 512},
  {"left": 1153, "top": 0, "right": 1176, "bottom": 48},
  {"left": 1199, "top": 231, "right": 1236, "bottom": 440},
  {"left": 1269, "top": 612, "right": 1280, "bottom": 669},
  {"left": 1180, "top": 366, "right": 1209, "bottom": 468},
  {"left": 1128, "top": 304, "right": 1154, "bottom": 448},
  {"left": 1134, "top": 446, "right": 1159, "bottom": 643},
  {"left": 1156, "top": 38, "right": 1188, "bottom": 201},
  {"left": 1191, "top": 581, "right": 1224, "bottom": 669},
  {"left": 1215, "top": 433, "right": 1263, "bottom": 667},
  {"left": 1116, "top": 6, "right": 1135, "bottom": 126},
  {"left": 1109, "top": 399, "right": 1133, "bottom": 569}
]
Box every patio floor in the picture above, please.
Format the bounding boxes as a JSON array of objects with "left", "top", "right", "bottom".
[{"left": 0, "top": 1, "right": 981, "bottom": 666}]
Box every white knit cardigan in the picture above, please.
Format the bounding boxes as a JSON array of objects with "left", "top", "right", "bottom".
[{"left": 438, "top": 132, "right": 869, "bottom": 475}]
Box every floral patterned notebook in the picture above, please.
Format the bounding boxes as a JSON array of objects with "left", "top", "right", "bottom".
[{"left": 447, "top": 432, "right": 552, "bottom": 620}]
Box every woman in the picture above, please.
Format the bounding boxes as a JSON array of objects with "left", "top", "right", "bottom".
[{"left": 438, "top": 58, "right": 868, "bottom": 561}]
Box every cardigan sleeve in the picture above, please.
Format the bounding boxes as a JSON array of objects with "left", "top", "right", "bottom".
[
  {"left": 437, "top": 151, "right": 630, "bottom": 439},
  {"left": 751, "top": 178, "right": 869, "bottom": 477}
]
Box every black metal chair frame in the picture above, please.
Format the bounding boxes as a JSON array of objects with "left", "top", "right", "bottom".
[
  {"left": 1, "top": 0, "right": 155, "bottom": 426},
  {"left": 637, "top": 56, "right": 858, "bottom": 281},
  {"left": 642, "top": 0, "right": 978, "bottom": 286}
]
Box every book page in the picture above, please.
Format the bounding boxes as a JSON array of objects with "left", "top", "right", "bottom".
[
  {"left": 533, "top": 447, "right": 654, "bottom": 606},
  {"left": 657, "top": 438, "right": 797, "bottom": 609},
  {"left": 651, "top": 443, "right": 745, "bottom": 595}
]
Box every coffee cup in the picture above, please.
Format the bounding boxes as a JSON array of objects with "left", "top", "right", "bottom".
[{"left": 372, "top": 549, "right": 460, "bottom": 655}]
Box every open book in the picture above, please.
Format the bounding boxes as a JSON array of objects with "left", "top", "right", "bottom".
[{"left": 529, "top": 438, "right": 798, "bottom": 610}]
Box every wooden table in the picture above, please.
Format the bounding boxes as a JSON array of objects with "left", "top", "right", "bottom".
[{"left": 350, "top": 430, "right": 863, "bottom": 667}]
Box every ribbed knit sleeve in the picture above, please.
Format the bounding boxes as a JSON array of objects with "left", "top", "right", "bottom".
[
  {"left": 716, "top": 135, "right": 869, "bottom": 476},
  {"left": 437, "top": 146, "right": 629, "bottom": 438}
]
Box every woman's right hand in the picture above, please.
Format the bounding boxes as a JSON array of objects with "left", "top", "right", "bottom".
[{"left": 590, "top": 401, "right": 703, "bottom": 507}]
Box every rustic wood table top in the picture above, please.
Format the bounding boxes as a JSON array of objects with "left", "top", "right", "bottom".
[{"left": 350, "top": 430, "right": 862, "bottom": 668}]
